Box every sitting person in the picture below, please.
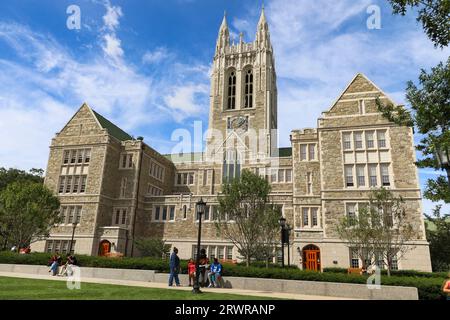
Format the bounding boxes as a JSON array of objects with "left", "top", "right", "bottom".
[
  {"left": 207, "top": 258, "right": 223, "bottom": 288},
  {"left": 187, "top": 259, "right": 196, "bottom": 287},
  {"left": 59, "top": 254, "right": 76, "bottom": 276}
]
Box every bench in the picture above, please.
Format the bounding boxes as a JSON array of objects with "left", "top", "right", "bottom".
[{"left": 347, "top": 267, "right": 363, "bottom": 275}]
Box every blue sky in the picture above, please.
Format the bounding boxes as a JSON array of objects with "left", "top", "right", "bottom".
[{"left": 0, "top": 0, "right": 448, "bottom": 215}]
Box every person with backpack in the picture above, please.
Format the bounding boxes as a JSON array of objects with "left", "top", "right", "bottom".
[{"left": 48, "top": 252, "right": 61, "bottom": 276}]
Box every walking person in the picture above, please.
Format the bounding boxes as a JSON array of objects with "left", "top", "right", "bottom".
[
  {"left": 443, "top": 273, "right": 450, "bottom": 300},
  {"left": 187, "top": 258, "right": 196, "bottom": 287},
  {"left": 168, "top": 247, "right": 181, "bottom": 287}
]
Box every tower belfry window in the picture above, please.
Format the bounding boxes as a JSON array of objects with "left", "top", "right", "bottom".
[
  {"left": 227, "top": 71, "right": 236, "bottom": 110},
  {"left": 244, "top": 69, "right": 253, "bottom": 108}
]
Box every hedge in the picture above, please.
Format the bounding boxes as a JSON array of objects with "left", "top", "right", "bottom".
[
  {"left": 323, "top": 267, "right": 448, "bottom": 279},
  {"left": 0, "top": 252, "right": 446, "bottom": 300}
]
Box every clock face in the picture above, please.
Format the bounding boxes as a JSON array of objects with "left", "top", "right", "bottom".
[{"left": 231, "top": 116, "right": 248, "bottom": 131}]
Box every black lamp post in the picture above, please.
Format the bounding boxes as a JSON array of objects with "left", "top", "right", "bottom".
[
  {"left": 278, "top": 216, "right": 286, "bottom": 268},
  {"left": 286, "top": 224, "right": 292, "bottom": 267},
  {"left": 435, "top": 142, "right": 450, "bottom": 188},
  {"left": 192, "top": 197, "right": 206, "bottom": 294},
  {"left": 68, "top": 222, "right": 77, "bottom": 254}
]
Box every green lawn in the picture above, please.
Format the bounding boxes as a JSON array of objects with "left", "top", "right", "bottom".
[{"left": 0, "top": 276, "right": 274, "bottom": 300}]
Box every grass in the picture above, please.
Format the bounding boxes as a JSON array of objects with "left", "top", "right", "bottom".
[{"left": 0, "top": 276, "right": 275, "bottom": 300}]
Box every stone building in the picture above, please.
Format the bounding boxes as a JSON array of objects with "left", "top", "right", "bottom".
[{"left": 32, "top": 9, "right": 432, "bottom": 272}]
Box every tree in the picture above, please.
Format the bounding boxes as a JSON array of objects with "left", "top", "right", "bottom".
[
  {"left": 337, "top": 188, "right": 417, "bottom": 276},
  {"left": 134, "top": 237, "right": 171, "bottom": 259},
  {"left": 387, "top": 0, "right": 450, "bottom": 48},
  {"left": 215, "top": 169, "right": 280, "bottom": 267},
  {"left": 0, "top": 181, "right": 60, "bottom": 251},
  {"left": 253, "top": 204, "right": 282, "bottom": 267},
  {"left": 336, "top": 204, "right": 378, "bottom": 271},
  {"left": 425, "top": 205, "right": 450, "bottom": 271},
  {"left": 377, "top": 57, "right": 450, "bottom": 202},
  {"left": 370, "top": 188, "right": 417, "bottom": 276},
  {"left": 0, "top": 167, "right": 44, "bottom": 192}
]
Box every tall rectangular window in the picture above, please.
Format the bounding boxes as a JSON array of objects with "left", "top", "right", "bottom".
[
  {"left": 354, "top": 132, "right": 363, "bottom": 149},
  {"left": 75, "top": 206, "right": 82, "bottom": 224},
  {"left": 162, "top": 207, "right": 167, "bottom": 221},
  {"left": 65, "top": 176, "right": 73, "bottom": 193},
  {"left": 68, "top": 206, "right": 75, "bottom": 224},
  {"left": 356, "top": 165, "right": 365, "bottom": 187},
  {"left": 84, "top": 149, "right": 91, "bottom": 163},
  {"left": 60, "top": 206, "right": 67, "bottom": 224},
  {"left": 377, "top": 130, "right": 386, "bottom": 148},
  {"left": 300, "top": 145, "right": 307, "bottom": 160},
  {"left": 345, "top": 165, "right": 354, "bottom": 187},
  {"left": 366, "top": 131, "right": 374, "bottom": 148},
  {"left": 80, "top": 176, "right": 87, "bottom": 193},
  {"left": 226, "top": 246, "right": 233, "bottom": 260},
  {"left": 169, "top": 206, "right": 175, "bottom": 221},
  {"left": 311, "top": 208, "right": 318, "bottom": 227},
  {"left": 59, "top": 177, "right": 65, "bottom": 193},
  {"left": 278, "top": 169, "right": 285, "bottom": 182},
  {"left": 121, "top": 209, "right": 127, "bottom": 225},
  {"left": 346, "top": 203, "right": 356, "bottom": 224},
  {"left": 350, "top": 249, "right": 360, "bottom": 268},
  {"left": 154, "top": 207, "right": 160, "bottom": 221},
  {"left": 369, "top": 164, "right": 377, "bottom": 187},
  {"left": 285, "top": 169, "right": 292, "bottom": 182},
  {"left": 127, "top": 154, "right": 133, "bottom": 168},
  {"left": 70, "top": 150, "right": 76, "bottom": 164},
  {"left": 309, "top": 144, "right": 315, "bottom": 160},
  {"left": 63, "top": 151, "right": 70, "bottom": 164},
  {"left": 302, "top": 208, "right": 309, "bottom": 227},
  {"left": 77, "top": 150, "right": 83, "bottom": 163},
  {"left": 380, "top": 164, "right": 390, "bottom": 186},
  {"left": 72, "top": 176, "right": 80, "bottom": 193},
  {"left": 343, "top": 133, "right": 352, "bottom": 150}
]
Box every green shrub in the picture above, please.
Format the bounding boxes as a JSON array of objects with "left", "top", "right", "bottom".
[{"left": 0, "top": 252, "right": 446, "bottom": 300}]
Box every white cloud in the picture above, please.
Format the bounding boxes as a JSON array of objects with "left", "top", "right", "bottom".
[
  {"left": 102, "top": 1, "right": 123, "bottom": 31},
  {"left": 100, "top": 2, "right": 124, "bottom": 66},
  {"left": 163, "top": 84, "right": 209, "bottom": 122},
  {"left": 142, "top": 47, "right": 171, "bottom": 64}
]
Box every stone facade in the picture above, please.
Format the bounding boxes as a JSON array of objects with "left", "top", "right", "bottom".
[{"left": 32, "top": 9, "right": 432, "bottom": 272}]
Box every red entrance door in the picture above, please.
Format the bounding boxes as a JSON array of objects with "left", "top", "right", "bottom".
[{"left": 302, "top": 245, "right": 321, "bottom": 271}]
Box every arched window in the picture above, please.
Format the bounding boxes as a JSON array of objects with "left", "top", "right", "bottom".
[
  {"left": 244, "top": 69, "right": 253, "bottom": 108},
  {"left": 227, "top": 71, "right": 236, "bottom": 109}
]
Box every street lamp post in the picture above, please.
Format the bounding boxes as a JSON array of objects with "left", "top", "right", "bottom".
[
  {"left": 286, "top": 224, "right": 292, "bottom": 267},
  {"left": 278, "top": 216, "right": 286, "bottom": 268},
  {"left": 192, "top": 198, "right": 206, "bottom": 294},
  {"left": 68, "top": 222, "right": 77, "bottom": 254},
  {"left": 435, "top": 142, "right": 450, "bottom": 188}
]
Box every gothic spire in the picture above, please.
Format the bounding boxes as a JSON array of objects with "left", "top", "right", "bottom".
[
  {"left": 256, "top": 5, "right": 270, "bottom": 48},
  {"left": 216, "top": 11, "right": 230, "bottom": 54}
]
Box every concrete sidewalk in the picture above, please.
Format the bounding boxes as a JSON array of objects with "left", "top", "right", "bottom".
[{"left": 0, "top": 271, "right": 358, "bottom": 300}]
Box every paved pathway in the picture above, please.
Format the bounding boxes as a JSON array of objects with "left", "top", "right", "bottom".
[{"left": 0, "top": 271, "right": 358, "bottom": 300}]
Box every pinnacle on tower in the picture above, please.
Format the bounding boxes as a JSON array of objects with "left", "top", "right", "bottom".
[
  {"left": 256, "top": 5, "right": 270, "bottom": 48},
  {"left": 216, "top": 11, "right": 230, "bottom": 54}
]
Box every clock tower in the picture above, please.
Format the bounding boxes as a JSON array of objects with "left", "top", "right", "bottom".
[{"left": 206, "top": 8, "right": 278, "bottom": 176}]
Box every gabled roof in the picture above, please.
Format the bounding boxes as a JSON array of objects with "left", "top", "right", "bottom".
[
  {"left": 90, "top": 108, "right": 133, "bottom": 141},
  {"left": 324, "top": 73, "right": 398, "bottom": 114}
]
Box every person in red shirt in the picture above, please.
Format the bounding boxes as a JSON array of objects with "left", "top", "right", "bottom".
[
  {"left": 443, "top": 274, "right": 450, "bottom": 300},
  {"left": 187, "top": 259, "right": 196, "bottom": 287}
]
